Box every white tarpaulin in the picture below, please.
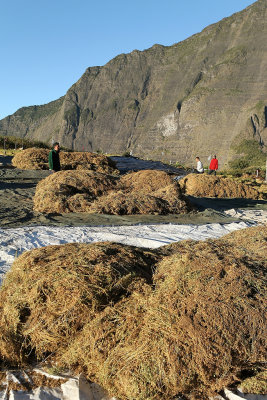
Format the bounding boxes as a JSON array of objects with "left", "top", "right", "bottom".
[
  {"left": 0, "top": 371, "right": 116, "bottom": 400},
  {"left": 0, "top": 220, "right": 256, "bottom": 284}
]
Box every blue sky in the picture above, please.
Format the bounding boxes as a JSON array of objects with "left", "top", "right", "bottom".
[{"left": 0, "top": 0, "right": 255, "bottom": 120}]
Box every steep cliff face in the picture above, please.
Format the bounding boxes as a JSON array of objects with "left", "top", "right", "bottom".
[{"left": 1, "top": 0, "right": 267, "bottom": 167}]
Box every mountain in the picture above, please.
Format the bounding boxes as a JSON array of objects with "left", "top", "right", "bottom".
[{"left": 1, "top": 0, "right": 267, "bottom": 167}]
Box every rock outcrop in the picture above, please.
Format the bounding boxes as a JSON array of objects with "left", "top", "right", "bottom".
[{"left": 1, "top": 0, "right": 267, "bottom": 167}]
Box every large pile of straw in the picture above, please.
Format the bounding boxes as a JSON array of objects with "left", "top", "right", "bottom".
[
  {"left": 121, "top": 169, "right": 177, "bottom": 194},
  {"left": 179, "top": 173, "right": 260, "bottom": 199},
  {"left": 120, "top": 170, "right": 192, "bottom": 213},
  {"left": 258, "top": 183, "right": 267, "bottom": 199},
  {"left": 223, "top": 224, "right": 267, "bottom": 258},
  {"left": 160, "top": 224, "right": 267, "bottom": 258},
  {"left": 60, "top": 152, "right": 118, "bottom": 174},
  {"left": 61, "top": 226, "right": 266, "bottom": 399},
  {"left": 0, "top": 226, "right": 265, "bottom": 399},
  {"left": 34, "top": 169, "right": 193, "bottom": 215},
  {"left": 12, "top": 148, "right": 118, "bottom": 174},
  {"left": 91, "top": 170, "right": 193, "bottom": 215},
  {"left": 89, "top": 191, "right": 171, "bottom": 215},
  {"left": 33, "top": 170, "right": 119, "bottom": 213},
  {"left": 0, "top": 242, "right": 158, "bottom": 364},
  {"left": 12, "top": 148, "right": 50, "bottom": 170}
]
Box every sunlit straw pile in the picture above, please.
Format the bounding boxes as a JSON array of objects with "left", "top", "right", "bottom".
[
  {"left": 60, "top": 226, "right": 266, "bottom": 399},
  {"left": 34, "top": 169, "right": 193, "bottom": 215},
  {"left": 12, "top": 148, "right": 50, "bottom": 170},
  {"left": 60, "top": 151, "right": 118, "bottom": 174},
  {"left": 179, "top": 173, "right": 260, "bottom": 199},
  {"left": 89, "top": 191, "right": 173, "bottom": 215},
  {"left": 33, "top": 170, "right": 119, "bottom": 213},
  {"left": 0, "top": 242, "right": 158, "bottom": 364},
  {"left": 0, "top": 226, "right": 266, "bottom": 399},
  {"left": 12, "top": 148, "right": 118, "bottom": 174}
]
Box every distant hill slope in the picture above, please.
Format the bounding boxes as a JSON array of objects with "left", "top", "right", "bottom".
[{"left": 0, "top": 0, "right": 267, "bottom": 167}]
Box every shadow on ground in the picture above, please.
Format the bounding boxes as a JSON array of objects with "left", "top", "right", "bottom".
[
  {"left": 189, "top": 196, "right": 267, "bottom": 211},
  {"left": 0, "top": 156, "right": 266, "bottom": 228}
]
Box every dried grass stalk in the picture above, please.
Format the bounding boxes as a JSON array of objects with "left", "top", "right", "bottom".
[
  {"left": 61, "top": 226, "right": 266, "bottom": 400},
  {"left": 60, "top": 152, "right": 118, "bottom": 174},
  {"left": 90, "top": 170, "right": 193, "bottom": 215},
  {"left": 90, "top": 191, "right": 173, "bottom": 215},
  {"left": 160, "top": 225, "right": 267, "bottom": 258},
  {"left": 0, "top": 227, "right": 266, "bottom": 398},
  {"left": 34, "top": 169, "right": 193, "bottom": 215},
  {"left": 222, "top": 225, "right": 267, "bottom": 258},
  {"left": 179, "top": 173, "right": 259, "bottom": 199},
  {"left": 120, "top": 169, "right": 177, "bottom": 194},
  {"left": 12, "top": 148, "right": 118, "bottom": 174},
  {"left": 33, "top": 170, "right": 119, "bottom": 213},
  {"left": 12, "top": 148, "right": 50, "bottom": 170},
  {"left": 240, "top": 370, "right": 267, "bottom": 394},
  {"left": 0, "top": 242, "right": 158, "bottom": 364}
]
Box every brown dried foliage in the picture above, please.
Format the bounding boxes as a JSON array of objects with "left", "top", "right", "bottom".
[
  {"left": 90, "top": 191, "right": 173, "bottom": 215},
  {"left": 33, "top": 170, "right": 119, "bottom": 213},
  {"left": 34, "top": 169, "right": 193, "bottom": 215},
  {"left": 12, "top": 148, "right": 118, "bottom": 174},
  {"left": 120, "top": 170, "right": 193, "bottom": 214},
  {"left": 179, "top": 173, "right": 260, "bottom": 199},
  {"left": 12, "top": 148, "right": 50, "bottom": 170},
  {"left": 0, "top": 242, "right": 158, "bottom": 364},
  {"left": 60, "top": 152, "right": 118, "bottom": 174},
  {"left": 222, "top": 225, "right": 267, "bottom": 258},
  {"left": 1, "top": 226, "right": 265, "bottom": 399},
  {"left": 121, "top": 169, "right": 177, "bottom": 194},
  {"left": 60, "top": 226, "right": 267, "bottom": 400},
  {"left": 0, "top": 370, "right": 67, "bottom": 393},
  {"left": 160, "top": 225, "right": 267, "bottom": 258},
  {"left": 240, "top": 370, "right": 267, "bottom": 394}
]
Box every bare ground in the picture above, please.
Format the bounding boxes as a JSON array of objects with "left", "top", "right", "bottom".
[{"left": 0, "top": 156, "right": 266, "bottom": 228}]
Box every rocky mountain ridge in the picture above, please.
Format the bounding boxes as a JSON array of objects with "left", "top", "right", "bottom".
[{"left": 0, "top": 0, "right": 267, "bottom": 167}]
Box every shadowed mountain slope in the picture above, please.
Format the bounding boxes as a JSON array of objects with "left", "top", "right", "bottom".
[{"left": 1, "top": 0, "right": 267, "bottom": 167}]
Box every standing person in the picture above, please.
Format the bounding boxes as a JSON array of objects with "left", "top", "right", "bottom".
[
  {"left": 48, "top": 142, "right": 61, "bottom": 172},
  {"left": 195, "top": 157, "right": 204, "bottom": 173},
  {"left": 208, "top": 155, "right": 218, "bottom": 175}
]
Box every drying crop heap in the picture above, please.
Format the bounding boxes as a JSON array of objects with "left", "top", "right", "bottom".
[
  {"left": 0, "top": 225, "right": 266, "bottom": 400},
  {"left": 33, "top": 169, "right": 264, "bottom": 216},
  {"left": 179, "top": 173, "right": 261, "bottom": 199},
  {"left": 0, "top": 242, "right": 158, "bottom": 363},
  {"left": 11, "top": 148, "right": 50, "bottom": 170},
  {"left": 12, "top": 147, "right": 118, "bottom": 174},
  {"left": 60, "top": 151, "right": 118, "bottom": 174},
  {"left": 33, "top": 169, "right": 193, "bottom": 215},
  {"left": 33, "top": 170, "right": 119, "bottom": 214}
]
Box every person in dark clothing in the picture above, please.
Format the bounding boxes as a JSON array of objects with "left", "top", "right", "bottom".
[
  {"left": 208, "top": 155, "right": 218, "bottom": 175},
  {"left": 48, "top": 142, "right": 61, "bottom": 172}
]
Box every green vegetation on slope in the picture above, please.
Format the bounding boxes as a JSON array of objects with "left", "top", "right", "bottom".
[
  {"left": 0, "top": 135, "right": 49, "bottom": 150},
  {"left": 13, "top": 97, "right": 64, "bottom": 122},
  {"left": 228, "top": 139, "right": 266, "bottom": 175}
]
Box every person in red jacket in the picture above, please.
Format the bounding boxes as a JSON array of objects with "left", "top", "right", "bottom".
[{"left": 208, "top": 155, "right": 218, "bottom": 175}]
